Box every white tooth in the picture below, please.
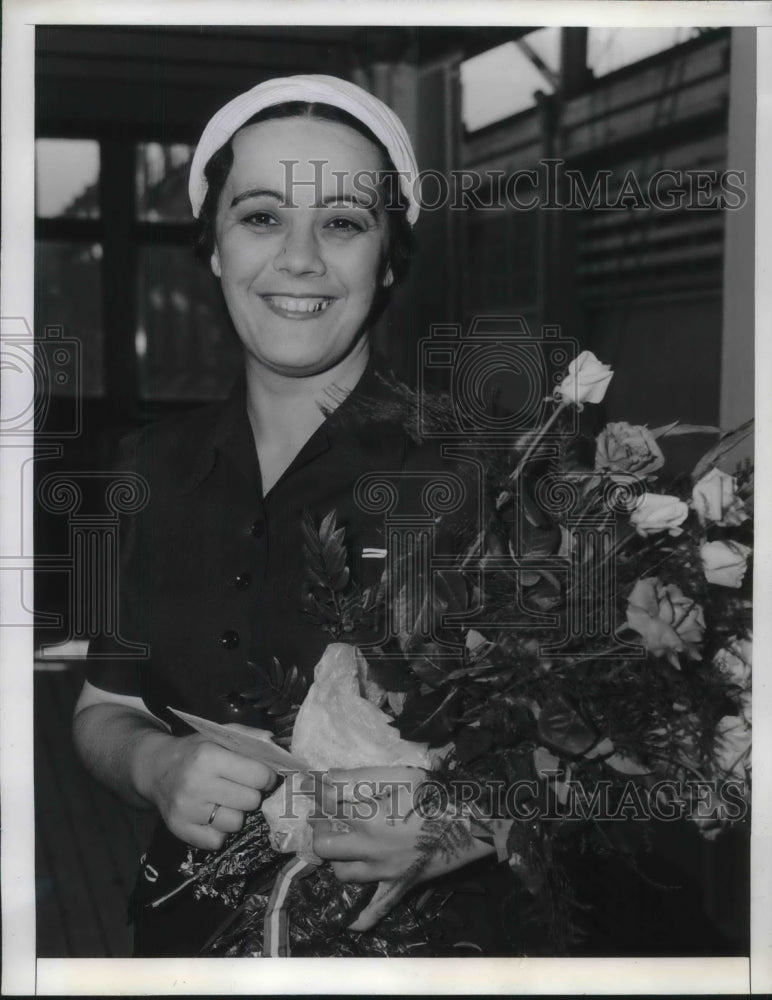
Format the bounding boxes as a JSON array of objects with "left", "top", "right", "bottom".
[{"left": 269, "top": 296, "right": 329, "bottom": 313}]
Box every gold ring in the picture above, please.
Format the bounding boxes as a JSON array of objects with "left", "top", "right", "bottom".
[{"left": 207, "top": 804, "right": 221, "bottom": 826}]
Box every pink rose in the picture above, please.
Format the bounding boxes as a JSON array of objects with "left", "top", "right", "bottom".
[
  {"left": 700, "top": 540, "right": 751, "bottom": 588},
  {"left": 595, "top": 422, "right": 665, "bottom": 476},
  {"left": 626, "top": 577, "right": 705, "bottom": 668},
  {"left": 629, "top": 493, "right": 689, "bottom": 537},
  {"left": 691, "top": 467, "right": 748, "bottom": 527}
]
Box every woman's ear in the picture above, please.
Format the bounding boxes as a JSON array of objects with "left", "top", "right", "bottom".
[
  {"left": 382, "top": 264, "right": 394, "bottom": 289},
  {"left": 210, "top": 248, "right": 222, "bottom": 278}
]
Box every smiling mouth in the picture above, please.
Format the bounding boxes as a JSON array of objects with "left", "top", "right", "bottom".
[{"left": 262, "top": 295, "right": 334, "bottom": 316}]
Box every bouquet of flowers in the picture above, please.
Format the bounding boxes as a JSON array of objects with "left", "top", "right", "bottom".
[{"left": 175, "top": 350, "right": 753, "bottom": 956}]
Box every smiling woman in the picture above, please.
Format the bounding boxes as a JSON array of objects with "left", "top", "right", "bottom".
[
  {"left": 210, "top": 118, "right": 392, "bottom": 383},
  {"left": 72, "top": 75, "right": 502, "bottom": 958}
]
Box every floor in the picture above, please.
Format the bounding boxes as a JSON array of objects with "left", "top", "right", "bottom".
[{"left": 34, "top": 663, "right": 157, "bottom": 957}]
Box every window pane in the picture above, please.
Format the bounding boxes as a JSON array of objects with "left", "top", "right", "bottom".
[
  {"left": 34, "top": 242, "right": 104, "bottom": 397},
  {"left": 136, "top": 143, "right": 194, "bottom": 221},
  {"left": 587, "top": 27, "right": 701, "bottom": 77},
  {"left": 136, "top": 246, "right": 242, "bottom": 400},
  {"left": 35, "top": 139, "right": 100, "bottom": 219},
  {"left": 461, "top": 29, "right": 559, "bottom": 132}
]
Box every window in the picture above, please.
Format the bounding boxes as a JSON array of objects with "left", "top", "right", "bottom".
[
  {"left": 35, "top": 139, "right": 100, "bottom": 219},
  {"left": 461, "top": 28, "right": 560, "bottom": 132},
  {"left": 133, "top": 141, "right": 242, "bottom": 400},
  {"left": 135, "top": 142, "right": 193, "bottom": 222},
  {"left": 35, "top": 139, "right": 104, "bottom": 397},
  {"left": 34, "top": 136, "right": 241, "bottom": 408},
  {"left": 587, "top": 27, "right": 702, "bottom": 78}
]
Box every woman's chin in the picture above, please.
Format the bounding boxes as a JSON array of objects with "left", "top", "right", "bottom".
[{"left": 245, "top": 340, "right": 369, "bottom": 380}]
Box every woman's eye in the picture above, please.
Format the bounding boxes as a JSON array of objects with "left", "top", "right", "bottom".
[
  {"left": 244, "top": 211, "right": 278, "bottom": 228},
  {"left": 325, "top": 217, "right": 366, "bottom": 234}
]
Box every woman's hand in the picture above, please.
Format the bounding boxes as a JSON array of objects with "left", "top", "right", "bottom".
[
  {"left": 134, "top": 727, "right": 278, "bottom": 851},
  {"left": 73, "top": 683, "right": 279, "bottom": 850},
  {"left": 309, "top": 766, "right": 494, "bottom": 931}
]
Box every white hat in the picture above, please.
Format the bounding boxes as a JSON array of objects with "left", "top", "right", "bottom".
[{"left": 188, "top": 74, "right": 420, "bottom": 225}]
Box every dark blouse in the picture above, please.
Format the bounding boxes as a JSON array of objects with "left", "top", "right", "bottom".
[{"left": 87, "top": 360, "right": 453, "bottom": 722}]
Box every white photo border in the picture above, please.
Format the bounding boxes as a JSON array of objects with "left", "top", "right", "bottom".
[{"left": 2, "top": 1, "right": 770, "bottom": 994}]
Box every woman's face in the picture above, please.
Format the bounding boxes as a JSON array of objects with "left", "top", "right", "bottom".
[{"left": 211, "top": 117, "right": 393, "bottom": 378}]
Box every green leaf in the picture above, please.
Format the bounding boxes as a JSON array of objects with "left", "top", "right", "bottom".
[
  {"left": 692, "top": 418, "right": 754, "bottom": 482},
  {"left": 603, "top": 752, "right": 653, "bottom": 775},
  {"left": 323, "top": 540, "right": 348, "bottom": 578},
  {"left": 269, "top": 656, "right": 282, "bottom": 688},
  {"left": 651, "top": 421, "right": 720, "bottom": 439},
  {"left": 306, "top": 566, "right": 328, "bottom": 591},
  {"left": 242, "top": 657, "right": 308, "bottom": 717},
  {"left": 281, "top": 664, "right": 298, "bottom": 699},
  {"left": 331, "top": 566, "right": 351, "bottom": 592},
  {"left": 306, "top": 595, "right": 340, "bottom": 623},
  {"left": 454, "top": 725, "right": 494, "bottom": 763},
  {"left": 434, "top": 569, "right": 469, "bottom": 615},
  {"left": 409, "top": 654, "right": 451, "bottom": 689},
  {"left": 396, "top": 687, "right": 461, "bottom": 746},
  {"left": 366, "top": 653, "right": 411, "bottom": 692},
  {"left": 537, "top": 695, "right": 597, "bottom": 757},
  {"left": 363, "top": 578, "right": 386, "bottom": 612},
  {"left": 318, "top": 509, "right": 337, "bottom": 544}
]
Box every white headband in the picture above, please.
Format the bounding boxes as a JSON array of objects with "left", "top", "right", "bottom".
[{"left": 188, "top": 74, "right": 420, "bottom": 225}]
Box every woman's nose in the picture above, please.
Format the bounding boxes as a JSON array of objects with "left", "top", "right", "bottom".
[{"left": 273, "top": 225, "right": 326, "bottom": 276}]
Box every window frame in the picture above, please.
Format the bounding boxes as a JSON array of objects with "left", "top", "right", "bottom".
[{"left": 34, "top": 127, "right": 211, "bottom": 420}]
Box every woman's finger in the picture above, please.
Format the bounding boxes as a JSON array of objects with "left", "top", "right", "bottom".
[
  {"left": 201, "top": 803, "right": 245, "bottom": 834},
  {"left": 204, "top": 777, "right": 263, "bottom": 815},
  {"left": 347, "top": 879, "right": 407, "bottom": 930},
  {"left": 330, "top": 861, "right": 370, "bottom": 884},
  {"left": 310, "top": 819, "right": 368, "bottom": 860},
  {"left": 180, "top": 822, "right": 227, "bottom": 852},
  {"left": 212, "top": 747, "right": 278, "bottom": 792}
]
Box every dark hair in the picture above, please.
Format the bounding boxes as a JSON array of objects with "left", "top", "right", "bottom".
[{"left": 193, "top": 101, "right": 415, "bottom": 303}]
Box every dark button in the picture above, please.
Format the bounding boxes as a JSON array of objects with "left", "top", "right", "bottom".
[
  {"left": 219, "top": 630, "right": 240, "bottom": 650},
  {"left": 235, "top": 572, "right": 252, "bottom": 591},
  {"left": 250, "top": 519, "right": 265, "bottom": 538}
]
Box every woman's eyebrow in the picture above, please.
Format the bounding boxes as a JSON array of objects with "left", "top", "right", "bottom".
[
  {"left": 230, "top": 189, "right": 378, "bottom": 221},
  {"left": 317, "top": 194, "right": 378, "bottom": 220},
  {"left": 230, "top": 188, "right": 284, "bottom": 208}
]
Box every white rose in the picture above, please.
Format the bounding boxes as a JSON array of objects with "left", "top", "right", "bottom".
[
  {"left": 625, "top": 577, "right": 705, "bottom": 668},
  {"left": 713, "top": 638, "right": 752, "bottom": 689},
  {"left": 700, "top": 540, "right": 751, "bottom": 588},
  {"left": 691, "top": 467, "right": 748, "bottom": 527},
  {"left": 713, "top": 714, "right": 751, "bottom": 781},
  {"left": 629, "top": 493, "right": 689, "bottom": 537},
  {"left": 555, "top": 350, "right": 613, "bottom": 406},
  {"left": 740, "top": 690, "right": 751, "bottom": 725}
]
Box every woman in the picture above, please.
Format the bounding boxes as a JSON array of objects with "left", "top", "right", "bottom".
[{"left": 74, "top": 75, "right": 499, "bottom": 957}]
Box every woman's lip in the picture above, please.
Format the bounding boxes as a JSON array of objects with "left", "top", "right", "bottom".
[{"left": 260, "top": 294, "right": 335, "bottom": 318}]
